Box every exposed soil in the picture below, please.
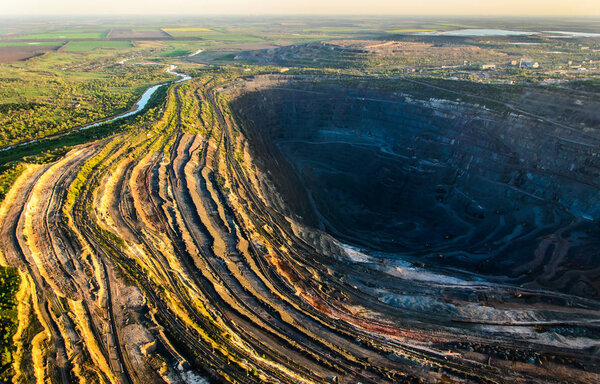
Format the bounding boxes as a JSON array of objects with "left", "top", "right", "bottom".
[{"left": 0, "top": 45, "right": 60, "bottom": 63}]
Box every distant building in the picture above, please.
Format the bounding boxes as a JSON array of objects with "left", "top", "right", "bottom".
[
  {"left": 481, "top": 64, "right": 496, "bottom": 70},
  {"left": 510, "top": 60, "right": 519, "bottom": 66}
]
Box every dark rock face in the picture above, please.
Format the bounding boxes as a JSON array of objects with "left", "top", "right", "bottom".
[{"left": 230, "top": 81, "right": 600, "bottom": 296}]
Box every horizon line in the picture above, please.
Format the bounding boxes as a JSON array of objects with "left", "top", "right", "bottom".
[{"left": 1, "top": 14, "right": 600, "bottom": 18}]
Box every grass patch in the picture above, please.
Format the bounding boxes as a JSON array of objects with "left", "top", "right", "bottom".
[
  {"left": 0, "top": 57, "right": 171, "bottom": 147},
  {"left": 65, "top": 41, "right": 133, "bottom": 51},
  {"left": 0, "top": 83, "right": 168, "bottom": 167},
  {"left": 214, "top": 54, "right": 236, "bottom": 62},
  {"left": 166, "top": 31, "right": 263, "bottom": 42},
  {"left": 12, "top": 32, "right": 107, "bottom": 40},
  {"left": 0, "top": 42, "right": 62, "bottom": 47},
  {"left": 0, "top": 267, "right": 19, "bottom": 382},
  {"left": 0, "top": 164, "right": 25, "bottom": 204},
  {"left": 163, "top": 27, "right": 212, "bottom": 32},
  {"left": 159, "top": 49, "right": 191, "bottom": 57},
  {"left": 203, "top": 33, "right": 264, "bottom": 42}
]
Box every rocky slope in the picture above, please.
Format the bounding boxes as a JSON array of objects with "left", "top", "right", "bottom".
[{"left": 230, "top": 75, "right": 600, "bottom": 297}]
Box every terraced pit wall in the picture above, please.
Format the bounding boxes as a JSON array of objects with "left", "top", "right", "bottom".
[{"left": 229, "top": 76, "right": 600, "bottom": 297}]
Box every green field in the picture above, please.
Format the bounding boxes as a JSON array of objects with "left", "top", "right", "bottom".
[
  {"left": 163, "top": 27, "right": 212, "bottom": 32},
  {"left": 65, "top": 40, "right": 133, "bottom": 51},
  {"left": 0, "top": 41, "right": 63, "bottom": 47},
  {"left": 159, "top": 49, "right": 192, "bottom": 57},
  {"left": 0, "top": 53, "right": 171, "bottom": 148},
  {"left": 0, "top": 267, "right": 19, "bottom": 382},
  {"left": 11, "top": 31, "right": 108, "bottom": 40},
  {"left": 166, "top": 31, "right": 264, "bottom": 42}
]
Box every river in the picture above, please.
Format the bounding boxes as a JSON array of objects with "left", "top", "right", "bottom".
[
  {"left": 1, "top": 65, "right": 190, "bottom": 152},
  {"left": 81, "top": 65, "right": 191, "bottom": 130}
]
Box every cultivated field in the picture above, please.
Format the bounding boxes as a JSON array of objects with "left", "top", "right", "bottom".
[{"left": 0, "top": 44, "right": 60, "bottom": 62}]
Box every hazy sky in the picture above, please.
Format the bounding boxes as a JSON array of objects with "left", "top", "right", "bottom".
[{"left": 0, "top": 0, "right": 598, "bottom": 16}]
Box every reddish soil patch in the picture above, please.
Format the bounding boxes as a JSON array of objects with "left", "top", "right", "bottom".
[{"left": 0, "top": 45, "right": 59, "bottom": 63}]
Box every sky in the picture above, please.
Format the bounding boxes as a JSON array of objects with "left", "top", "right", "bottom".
[{"left": 0, "top": 0, "right": 598, "bottom": 16}]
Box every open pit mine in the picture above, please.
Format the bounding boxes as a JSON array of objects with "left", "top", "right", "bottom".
[{"left": 1, "top": 73, "right": 600, "bottom": 384}]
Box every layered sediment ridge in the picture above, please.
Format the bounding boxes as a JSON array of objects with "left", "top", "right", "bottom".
[{"left": 230, "top": 76, "right": 600, "bottom": 297}]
